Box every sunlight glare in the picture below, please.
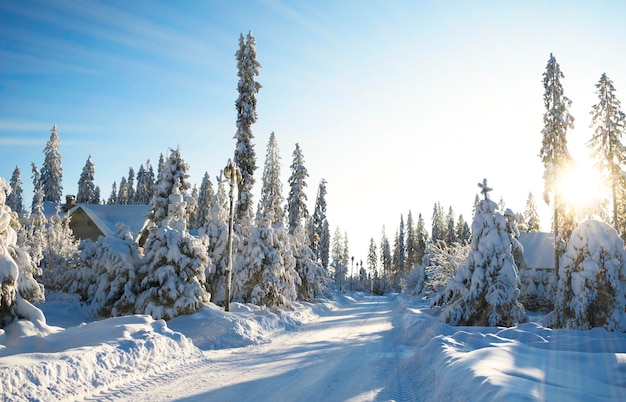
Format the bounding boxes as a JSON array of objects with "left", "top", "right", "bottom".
[{"left": 556, "top": 160, "right": 604, "bottom": 218}]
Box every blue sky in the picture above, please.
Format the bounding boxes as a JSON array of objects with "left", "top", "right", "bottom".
[{"left": 2, "top": 0, "right": 626, "bottom": 261}]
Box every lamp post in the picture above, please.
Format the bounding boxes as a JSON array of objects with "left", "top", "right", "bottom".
[{"left": 223, "top": 158, "right": 241, "bottom": 312}]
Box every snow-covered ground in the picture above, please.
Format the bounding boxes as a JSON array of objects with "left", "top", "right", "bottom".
[{"left": 1, "top": 291, "right": 626, "bottom": 401}]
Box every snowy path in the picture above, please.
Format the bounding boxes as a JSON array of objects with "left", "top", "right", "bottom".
[{"left": 90, "top": 295, "right": 415, "bottom": 402}]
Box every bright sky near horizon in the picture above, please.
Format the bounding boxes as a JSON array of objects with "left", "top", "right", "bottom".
[{"left": 2, "top": 0, "right": 626, "bottom": 262}]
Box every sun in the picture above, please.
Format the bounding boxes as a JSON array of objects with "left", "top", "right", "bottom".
[{"left": 556, "top": 159, "right": 604, "bottom": 217}]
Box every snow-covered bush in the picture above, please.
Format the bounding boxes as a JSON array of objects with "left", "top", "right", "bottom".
[
  {"left": 549, "top": 219, "right": 626, "bottom": 331},
  {"left": 518, "top": 268, "right": 556, "bottom": 311},
  {"left": 85, "top": 223, "right": 141, "bottom": 317},
  {"left": 0, "top": 178, "right": 46, "bottom": 329},
  {"left": 437, "top": 189, "right": 526, "bottom": 327},
  {"left": 41, "top": 210, "right": 80, "bottom": 292},
  {"left": 427, "top": 241, "right": 470, "bottom": 303}
]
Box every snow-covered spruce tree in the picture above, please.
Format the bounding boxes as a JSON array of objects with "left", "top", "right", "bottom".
[
  {"left": 405, "top": 211, "right": 418, "bottom": 270},
  {"left": 188, "top": 184, "right": 199, "bottom": 229},
  {"left": 234, "top": 31, "right": 262, "bottom": 223},
  {"left": 380, "top": 227, "right": 392, "bottom": 287},
  {"left": 135, "top": 147, "right": 210, "bottom": 320},
  {"left": 588, "top": 73, "right": 626, "bottom": 234},
  {"left": 76, "top": 155, "right": 97, "bottom": 204},
  {"left": 416, "top": 213, "right": 428, "bottom": 265},
  {"left": 455, "top": 214, "right": 471, "bottom": 245},
  {"left": 199, "top": 176, "right": 230, "bottom": 305},
  {"left": 392, "top": 215, "right": 406, "bottom": 277},
  {"left": 234, "top": 133, "right": 299, "bottom": 306},
  {"left": 539, "top": 53, "right": 574, "bottom": 275},
  {"left": 6, "top": 166, "right": 24, "bottom": 216},
  {"left": 431, "top": 202, "right": 446, "bottom": 244},
  {"left": 85, "top": 223, "right": 141, "bottom": 317},
  {"left": 135, "top": 160, "right": 155, "bottom": 205},
  {"left": 438, "top": 180, "right": 526, "bottom": 327},
  {"left": 549, "top": 220, "right": 626, "bottom": 331},
  {"left": 40, "top": 125, "right": 63, "bottom": 203},
  {"left": 427, "top": 241, "right": 470, "bottom": 303},
  {"left": 0, "top": 178, "right": 46, "bottom": 329},
  {"left": 331, "top": 227, "right": 347, "bottom": 290},
  {"left": 126, "top": 167, "right": 135, "bottom": 205},
  {"left": 524, "top": 192, "right": 541, "bottom": 232},
  {"left": 117, "top": 176, "right": 129, "bottom": 205},
  {"left": 19, "top": 188, "right": 46, "bottom": 272},
  {"left": 107, "top": 181, "right": 117, "bottom": 205},
  {"left": 445, "top": 207, "right": 458, "bottom": 246},
  {"left": 196, "top": 172, "right": 214, "bottom": 230},
  {"left": 287, "top": 143, "right": 327, "bottom": 299},
  {"left": 30, "top": 162, "right": 41, "bottom": 213},
  {"left": 307, "top": 179, "right": 328, "bottom": 267}
]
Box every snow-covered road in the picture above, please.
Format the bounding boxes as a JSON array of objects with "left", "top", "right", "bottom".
[{"left": 99, "top": 295, "right": 413, "bottom": 402}]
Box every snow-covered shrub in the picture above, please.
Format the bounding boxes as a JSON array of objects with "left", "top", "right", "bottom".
[
  {"left": 41, "top": 211, "right": 80, "bottom": 292},
  {"left": 550, "top": 219, "right": 626, "bottom": 331},
  {"left": 437, "top": 194, "right": 526, "bottom": 327},
  {"left": 427, "top": 241, "right": 470, "bottom": 303},
  {"left": 292, "top": 224, "right": 328, "bottom": 301},
  {"left": 85, "top": 223, "right": 141, "bottom": 317},
  {"left": 0, "top": 178, "right": 46, "bottom": 328},
  {"left": 403, "top": 263, "right": 426, "bottom": 297},
  {"left": 518, "top": 268, "right": 556, "bottom": 311}
]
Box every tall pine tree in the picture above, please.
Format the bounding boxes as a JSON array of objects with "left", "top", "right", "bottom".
[
  {"left": 6, "top": 166, "right": 24, "bottom": 216},
  {"left": 76, "top": 155, "right": 97, "bottom": 204},
  {"left": 40, "top": 125, "right": 63, "bottom": 203}
]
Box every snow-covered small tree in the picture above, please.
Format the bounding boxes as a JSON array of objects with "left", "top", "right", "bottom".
[
  {"left": 6, "top": 166, "right": 24, "bottom": 216},
  {"left": 199, "top": 177, "right": 230, "bottom": 304},
  {"left": 40, "top": 125, "right": 63, "bottom": 203},
  {"left": 392, "top": 215, "right": 406, "bottom": 277},
  {"left": 437, "top": 180, "right": 526, "bottom": 327},
  {"left": 0, "top": 178, "right": 46, "bottom": 328},
  {"left": 380, "top": 227, "right": 392, "bottom": 286},
  {"left": 287, "top": 143, "right": 309, "bottom": 234},
  {"left": 445, "top": 207, "right": 457, "bottom": 246},
  {"left": 550, "top": 220, "right": 626, "bottom": 331},
  {"left": 196, "top": 172, "right": 214, "bottom": 230},
  {"left": 86, "top": 223, "right": 141, "bottom": 317},
  {"left": 41, "top": 207, "right": 81, "bottom": 294},
  {"left": 107, "top": 181, "right": 117, "bottom": 205},
  {"left": 135, "top": 160, "right": 155, "bottom": 205},
  {"left": 135, "top": 147, "right": 210, "bottom": 320},
  {"left": 455, "top": 214, "right": 471, "bottom": 245},
  {"left": 427, "top": 241, "right": 470, "bottom": 303},
  {"left": 126, "top": 167, "right": 135, "bottom": 205},
  {"left": 431, "top": 202, "right": 446, "bottom": 244},
  {"left": 117, "top": 176, "right": 129, "bottom": 205},
  {"left": 331, "top": 227, "right": 347, "bottom": 289},
  {"left": 76, "top": 155, "right": 97, "bottom": 204},
  {"left": 524, "top": 192, "right": 541, "bottom": 232},
  {"left": 307, "top": 179, "right": 329, "bottom": 267},
  {"left": 30, "top": 162, "right": 41, "bottom": 213}
]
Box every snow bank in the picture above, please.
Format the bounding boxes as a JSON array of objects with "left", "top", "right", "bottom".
[
  {"left": 396, "top": 298, "right": 626, "bottom": 401},
  {"left": 0, "top": 314, "right": 200, "bottom": 401}
]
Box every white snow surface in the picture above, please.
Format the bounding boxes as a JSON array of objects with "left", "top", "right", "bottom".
[{"left": 1, "top": 291, "right": 625, "bottom": 401}]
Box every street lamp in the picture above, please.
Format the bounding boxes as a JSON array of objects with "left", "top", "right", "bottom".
[{"left": 223, "top": 158, "right": 241, "bottom": 312}]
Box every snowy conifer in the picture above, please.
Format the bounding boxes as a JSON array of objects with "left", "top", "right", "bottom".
[
  {"left": 405, "top": 211, "right": 419, "bottom": 269},
  {"left": 117, "top": 176, "right": 129, "bottom": 205},
  {"left": 431, "top": 202, "right": 445, "bottom": 244},
  {"left": 455, "top": 214, "right": 471, "bottom": 245},
  {"left": 331, "top": 228, "right": 346, "bottom": 289},
  {"left": 416, "top": 213, "right": 428, "bottom": 265},
  {"left": 524, "top": 192, "right": 541, "bottom": 232},
  {"left": 438, "top": 180, "right": 526, "bottom": 327},
  {"left": 258, "top": 132, "right": 283, "bottom": 223},
  {"left": 76, "top": 155, "right": 97, "bottom": 204},
  {"left": 40, "top": 125, "right": 63, "bottom": 203},
  {"left": 30, "top": 162, "right": 41, "bottom": 213},
  {"left": 0, "top": 178, "right": 46, "bottom": 328},
  {"left": 551, "top": 220, "right": 626, "bottom": 331},
  {"left": 445, "top": 207, "right": 457, "bottom": 245},
  {"left": 199, "top": 177, "right": 229, "bottom": 304},
  {"left": 588, "top": 73, "right": 626, "bottom": 233},
  {"left": 307, "top": 179, "right": 328, "bottom": 265},
  {"left": 107, "top": 182, "right": 117, "bottom": 205},
  {"left": 135, "top": 160, "right": 155, "bottom": 205},
  {"left": 234, "top": 31, "right": 262, "bottom": 222},
  {"left": 380, "top": 227, "right": 392, "bottom": 285},
  {"left": 393, "top": 215, "right": 406, "bottom": 276},
  {"left": 6, "top": 166, "right": 24, "bottom": 216},
  {"left": 196, "top": 172, "right": 214, "bottom": 230},
  {"left": 287, "top": 143, "right": 309, "bottom": 234},
  {"left": 41, "top": 208, "right": 80, "bottom": 294},
  {"left": 188, "top": 184, "right": 199, "bottom": 229},
  {"left": 540, "top": 53, "right": 574, "bottom": 274},
  {"left": 86, "top": 223, "right": 141, "bottom": 317},
  {"left": 136, "top": 147, "right": 210, "bottom": 320}
]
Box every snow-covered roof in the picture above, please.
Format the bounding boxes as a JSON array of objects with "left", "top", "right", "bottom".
[
  {"left": 69, "top": 204, "right": 151, "bottom": 239},
  {"left": 518, "top": 231, "right": 555, "bottom": 269}
]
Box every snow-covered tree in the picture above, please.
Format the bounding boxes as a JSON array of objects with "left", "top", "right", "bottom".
[
  {"left": 234, "top": 134, "right": 300, "bottom": 307},
  {"left": 405, "top": 211, "right": 418, "bottom": 270},
  {"left": 188, "top": 184, "right": 199, "bottom": 229},
  {"left": 6, "top": 166, "right": 24, "bottom": 216},
  {"left": 76, "top": 155, "right": 97, "bottom": 204},
  {"left": 85, "top": 223, "right": 141, "bottom": 317},
  {"left": 445, "top": 207, "right": 457, "bottom": 246},
  {"left": 199, "top": 177, "right": 229, "bottom": 305},
  {"left": 135, "top": 160, "right": 155, "bottom": 205},
  {"left": 431, "top": 202, "right": 446, "bottom": 244},
  {"left": 308, "top": 179, "right": 328, "bottom": 267},
  {"left": 524, "top": 192, "right": 541, "bottom": 232},
  {"left": 107, "top": 182, "right": 117, "bottom": 205},
  {"left": 437, "top": 180, "right": 526, "bottom": 327},
  {"left": 380, "top": 227, "right": 392, "bottom": 285},
  {"left": 40, "top": 125, "right": 63, "bottom": 203},
  {"left": 392, "top": 215, "right": 406, "bottom": 277},
  {"left": 126, "top": 167, "right": 135, "bottom": 205},
  {"left": 30, "top": 162, "right": 41, "bottom": 213},
  {"left": 117, "top": 176, "right": 129, "bottom": 205},
  {"left": 455, "top": 214, "right": 471, "bottom": 245},
  {"left": 551, "top": 220, "right": 626, "bottom": 331},
  {"left": 428, "top": 241, "right": 471, "bottom": 302},
  {"left": 0, "top": 178, "right": 46, "bottom": 328},
  {"left": 135, "top": 147, "right": 210, "bottom": 320},
  {"left": 331, "top": 227, "right": 347, "bottom": 289},
  {"left": 416, "top": 213, "right": 428, "bottom": 265},
  {"left": 367, "top": 238, "right": 378, "bottom": 278},
  {"left": 196, "top": 172, "right": 214, "bottom": 230},
  {"left": 539, "top": 53, "right": 574, "bottom": 275},
  {"left": 588, "top": 73, "right": 626, "bottom": 234},
  {"left": 234, "top": 31, "right": 262, "bottom": 222},
  {"left": 41, "top": 208, "right": 80, "bottom": 294},
  {"left": 287, "top": 143, "right": 309, "bottom": 234}
]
